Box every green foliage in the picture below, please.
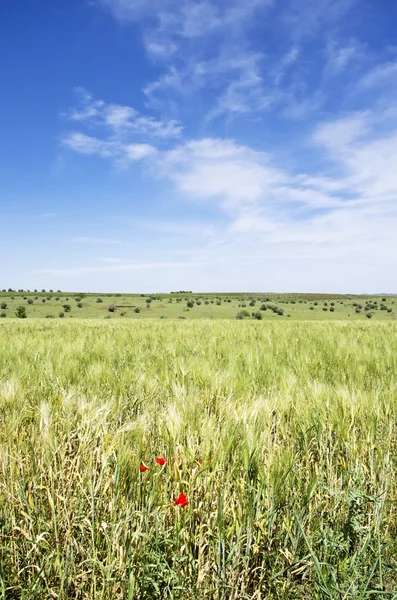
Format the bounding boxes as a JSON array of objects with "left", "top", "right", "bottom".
[
  {"left": 15, "top": 306, "right": 27, "bottom": 318},
  {"left": 63, "top": 304, "right": 71, "bottom": 312},
  {"left": 108, "top": 304, "right": 116, "bottom": 312},
  {"left": 0, "top": 302, "right": 7, "bottom": 310}
]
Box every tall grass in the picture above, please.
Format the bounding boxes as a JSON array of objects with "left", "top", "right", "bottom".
[{"left": 1, "top": 320, "right": 397, "bottom": 598}]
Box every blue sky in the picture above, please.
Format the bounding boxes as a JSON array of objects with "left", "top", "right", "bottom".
[{"left": 1, "top": 0, "right": 397, "bottom": 292}]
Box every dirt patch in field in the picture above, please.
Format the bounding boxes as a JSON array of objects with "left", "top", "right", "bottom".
[{"left": 115, "top": 305, "right": 137, "bottom": 308}]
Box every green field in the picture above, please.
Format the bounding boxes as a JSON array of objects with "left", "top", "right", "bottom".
[
  {"left": 1, "top": 319, "right": 397, "bottom": 598},
  {"left": 0, "top": 290, "right": 396, "bottom": 320}
]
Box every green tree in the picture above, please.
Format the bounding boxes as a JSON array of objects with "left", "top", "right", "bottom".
[{"left": 15, "top": 306, "right": 27, "bottom": 319}]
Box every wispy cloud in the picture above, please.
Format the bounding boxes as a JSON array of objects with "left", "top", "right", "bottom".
[
  {"left": 61, "top": 131, "right": 156, "bottom": 165},
  {"left": 65, "top": 88, "right": 182, "bottom": 139},
  {"left": 100, "top": 0, "right": 272, "bottom": 37},
  {"left": 359, "top": 60, "right": 397, "bottom": 89}
]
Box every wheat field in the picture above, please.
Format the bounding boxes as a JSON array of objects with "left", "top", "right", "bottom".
[{"left": 1, "top": 320, "right": 397, "bottom": 598}]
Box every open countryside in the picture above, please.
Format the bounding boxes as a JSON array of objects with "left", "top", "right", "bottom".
[{"left": 0, "top": 291, "right": 396, "bottom": 321}]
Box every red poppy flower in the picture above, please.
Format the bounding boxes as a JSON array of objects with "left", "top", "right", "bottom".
[
  {"left": 140, "top": 464, "right": 148, "bottom": 472},
  {"left": 174, "top": 493, "right": 189, "bottom": 507},
  {"left": 155, "top": 457, "right": 166, "bottom": 465}
]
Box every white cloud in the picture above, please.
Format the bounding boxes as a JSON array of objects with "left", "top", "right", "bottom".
[
  {"left": 325, "top": 40, "right": 362, "bottom": 75},
  {"left": 65, "top": 88, "right": 182, "bottom": 139},
  {"left": 312, "top": 110, "right": 397, "bottom": 205},
  {"left": 283, "top": 0, "right": 359, "bottom": 41},
  {"left": 62, "top": 132, "right": 117, "bottom": 158},
  {"left": 359, "top": 60, "right": 397, "bottom": 89},
  {"left": 62, "top": 132, "right": 156, "bottom": 164},
  {"left": 100, "top": 0, "right": 272, "bottom": 37}
]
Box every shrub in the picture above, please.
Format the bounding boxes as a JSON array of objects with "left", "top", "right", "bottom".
[
  {"left": 104, "top": 315, "right": 111, "bottom": 319},
  {"left": 355, "top": 308, "right": 361, "bottom": 314},
  {"left": 205, "top": 300, "right": 209, "bottom": 305},
  {"left": 134, "top": 307, "right": 140, "bottom": 313},
  {"left": 46, "top": 314, "right": 54, "bottom": 318},
  {"left": 388, "top": 308, "right": 392, "bottom": 313},
  {"left": 59, "top": 312, "right": 64, "bottom": 318},
  {"left": 75, "top": 296, "right": 81, "bottom": 302},
  {"left": 96, "top": 298, "right": 103, "bottom": 303},
  {"left": 0, "top": 312, "right": 6, "bottom": 318},
  {"left": 330, "top": 307, "right": 335, "bottom": 312},
  {"left": 366, "top": 313, "right": 373, "bottom": 318},
  {"left": 27, "top": 299, "right": 33, "bottom": 304},
  {"left": 77, "top": 302, "right": 83, "bottom": 308},
  {"left": 260, "top": 304, "right": 267, "bottom": 311},
  {"left": 196, "top": 301, "right": 201, "bottom": 305},
  {"left": 63, "top": 304, "right": 71, "bottom": 312},
  {"left": 121, "top": 312, "right": 127, "bottom": 317},
  {"left": 253, "top": 311, "right": 263, "bottom": 320},
  {"left": 15, "top": 306, "right": 27, "bottom": 319},
  {"left": 235, "top": 313, "right": 244, "bottom": 320},
  {"left": 187, "top": 301, "right": 194, "bottom": 308},
  {"left": 0, "top": 302, "right": 7, "bottom": 310},
  {"left": 160, "top": 315, "right": 168, "bottom": 319},
  {"left": 108, "top": 304, "right": 116, "bottom": 312},
  {"left": 216, "top": 301, "right": 221, "bottom": 306},
  {"left": 249, "top": 300, "right": 255, "bottom": 307}
]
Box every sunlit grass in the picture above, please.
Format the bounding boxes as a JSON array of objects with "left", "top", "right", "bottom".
[{"left": 1, "top": 320, "right": 397, "bottom": 598}]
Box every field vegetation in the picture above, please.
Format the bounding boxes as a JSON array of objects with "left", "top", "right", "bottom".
[
  {"left": 1, "top": 319, "right": 397, "bottom": 598},
  {"left": 0, "top": 290, "right": 395, "bottom": 321}
]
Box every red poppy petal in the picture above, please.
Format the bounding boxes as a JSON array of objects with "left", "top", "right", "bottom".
[
  {"left": 174, "top": 493, "right": 188, "bottom": 506},
  {"left": 155, "top": 457, "right": 166, "bottom": 465},
  {"left": 140, "top": 465, "right": 148, "bottom": 472}
]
